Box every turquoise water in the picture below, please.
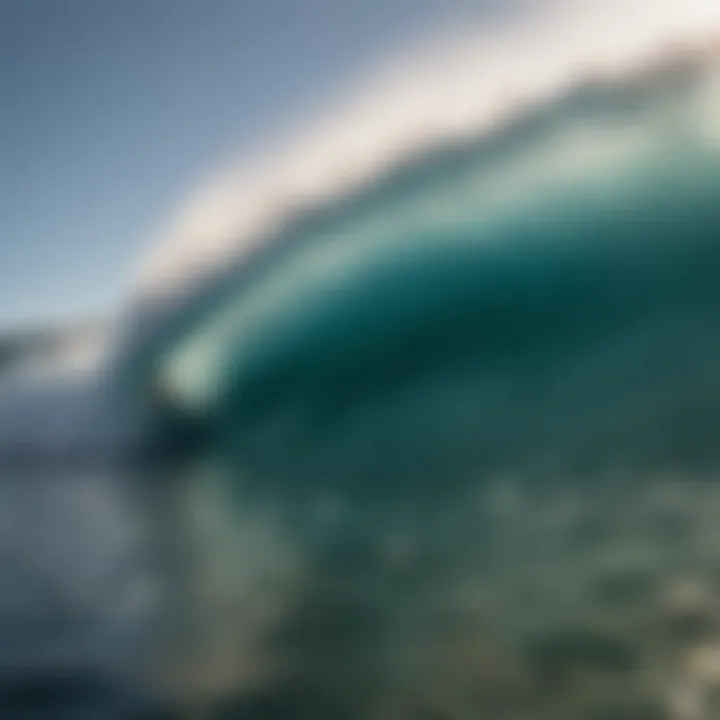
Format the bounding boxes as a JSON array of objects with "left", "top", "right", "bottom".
[
  {"left": 109, "top": 51, "right": 720, "bottom": 718},
  {"left": 137, "top": 55, "right": 720, "bottom": 495}
]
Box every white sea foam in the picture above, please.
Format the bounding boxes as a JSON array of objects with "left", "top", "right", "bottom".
[{"left": 135, "top": 0, "right": 720, "bottom": 298}]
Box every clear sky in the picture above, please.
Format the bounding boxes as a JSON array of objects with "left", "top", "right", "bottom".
[{"left": 0, "top": 0, "right": 509, "bottom": 329}]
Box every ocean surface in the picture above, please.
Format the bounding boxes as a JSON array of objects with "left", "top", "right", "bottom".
[
  {"left": 125, "top": 44, "right": 720, "bottom": 719},
  {"left": 4, "top": 14, "right": 720, "bottom": 719}
]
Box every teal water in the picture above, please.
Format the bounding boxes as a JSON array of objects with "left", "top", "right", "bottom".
[
  {"left": 140, "top": 54, "right": 720, "bottom": 497},
  {"left": 114, "top": 51, "right": 720, "bottom": 718}
]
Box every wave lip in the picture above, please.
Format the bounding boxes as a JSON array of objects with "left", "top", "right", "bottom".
[{"left": 135, "top": 0, "right": 720, "bottom": 301}]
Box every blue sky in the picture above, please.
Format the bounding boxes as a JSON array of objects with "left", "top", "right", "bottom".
[{"left": 0, "top": 0, "right": 508, "bottom": 329}]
